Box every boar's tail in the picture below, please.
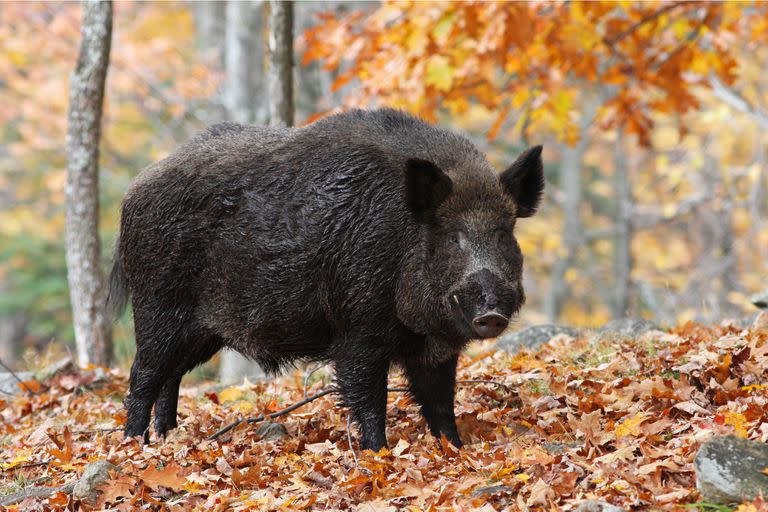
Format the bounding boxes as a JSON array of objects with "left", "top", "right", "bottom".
[{"left": 106, "top": 236, "right": 129, "bottom": 320}]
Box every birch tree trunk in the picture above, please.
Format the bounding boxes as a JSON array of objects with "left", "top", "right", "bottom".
[
  {"left": 543, "top": 98, "right": 598, "bottom": 323},
  {"left": 193, "top": 1, "right": 226, "bottom": 54},
  {"left": 219, "top": 0, "right": 266, "bottom": 385},
  {"left": 65, "top": 0, "right": 113, "bottom": 367},
  {"left": 224, "top": 0, "right": 257, "bottom": 124},
  {"left": 267, "top": 0, "right": 294, "bottom": 127},
  {"left": 612, "top": 129, "right": 633, "bottom": 318}
]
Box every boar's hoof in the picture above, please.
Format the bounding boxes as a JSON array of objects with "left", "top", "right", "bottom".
[
  {"left": 155, "top": 418, "right": 178, "bottom": 439},
  {"left": 124, "top": 425, "right": 150, "bottom": 445},
  {"left": 472, "top": 312, "right": 509, "bottom": 338}
]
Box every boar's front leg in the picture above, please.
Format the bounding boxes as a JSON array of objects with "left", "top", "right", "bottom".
[
  {"left": 334, "top": 343, "right": 389, "bottom": 452},
  {"left": 404, "top": 354, "right": 462, "bottom": 448}
]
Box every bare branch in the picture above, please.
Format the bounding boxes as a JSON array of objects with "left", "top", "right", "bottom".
[
  {"left": 605, "top": 1, "right": 694, "bottom": 45},
  {"left": 710, "top": 74, "right": 768, "bottom": 130},
  {"left": 0, "top": 359, "right": 35, "bottom": 396},
  {"left": 208, "top": 379, "right": 511, "bottom": 441}
]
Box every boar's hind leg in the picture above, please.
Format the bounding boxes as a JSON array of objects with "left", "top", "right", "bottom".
[
  {"left": 404, "top": 354, "right": 462, "bottom": 448},
  {"left": 334, "top": 344, "right": 389, "bottom": 452},
  {"left": 125, "top": 306, "right": 200, "bottom": 442},
  {"left": 153, "top": 334, "right": 222, "bottom": 437}
]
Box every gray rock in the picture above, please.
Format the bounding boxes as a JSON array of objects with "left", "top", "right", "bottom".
[
  {"left": 0, "top": 371, "right": 34, "bottom": 395},
  {"left": 695, "top": 435, "right": 768, "bottom": 504},
  {"left": 720, "top": 313, "right": 760, "bottom": 330},
  {"left": 574, "top": 500, "right": 627, "bottom": 512},
  {"left": 752, "top": 290, "right": 768, "bottom": 310},
  {"left": 471, "top": 485, "right": 515, "bottom": 498},
  {"left": 254, "top": 421, "right": 288, "bottom": 441},
  {"left": 591, "top": 318, "right": 660, "bottom": 343},
  {"left": 37, "top": 357, "right": 76, "bottom": 381},
  {"left": 496, "top": 324, "right": 581, "bottom": 352},
  {"left": 72, "top": 460, "right": 118, "bottom": 500}
]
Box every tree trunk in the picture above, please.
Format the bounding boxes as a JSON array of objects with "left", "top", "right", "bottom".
[
  {"left": 267, "top": 0, "right": 294, "bottom": 127},
  {"left": 543, "top": 140, "right": 588, "bottom": 323},
  {"left": 193, "top": 1, "right": 226, "bottom": 54},
  {"left": 612, "top": 129, "right": 633, "bottom": 318},
  {"left": 224, "top": 0, "right": 258, "bottom": 124},
  {"left": 543, "top": 98, "right": 598, "bottom": 323},
  {"left": 192, "top": 0, "right": 227, "bottom": 123},
  {"left": 219, "top": 0, "right": 266, "bottom": 384},
  {"left": 65, "top": 0, "right": 113, "bottom": 367}
]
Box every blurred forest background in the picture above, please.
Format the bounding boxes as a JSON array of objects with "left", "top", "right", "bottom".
[{"left": 1, "top": 1, "right": 767, "bottom": 378}]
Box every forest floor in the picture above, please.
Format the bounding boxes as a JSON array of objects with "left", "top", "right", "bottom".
[{"left": 2, "top": 321, "right": 768, "bottom": 511}]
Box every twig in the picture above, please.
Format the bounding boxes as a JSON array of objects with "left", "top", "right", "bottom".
[
  {"left": 710, "top": 74, "right": 768, "bottom": 130},
  {"left": 71, "top": 427, "right": 122, "bottom": 435},
  {"left": 208, "top": 388, "right": 337, "bottom": 440},
  {"left": 605, "top": 1, "right": 692, "bottom": 45},
  {"left": 0, "top": 482, "right": 75, "bottom": 507},
  {"left": 0, "top": 358, "right": 35, "bottom": 396},
  {"left": 303, "top": 363, "right": 327, "bottom": 398},
  {"left": 15, "top": 460, "right": 51, "bottom": 470},
  {"left": 207, "top": 380, "right": 511, "bottom": 441}
]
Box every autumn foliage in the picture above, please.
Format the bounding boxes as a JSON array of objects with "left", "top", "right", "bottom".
[
  {"left": 3, "top": 321, "right": 768, "bottom": 510},
  {"left": 303, "top": 1, "right": 768, "bottom": 145}
]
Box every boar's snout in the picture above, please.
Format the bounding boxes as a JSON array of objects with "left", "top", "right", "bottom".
[
  {"left": 472, "top": 311, "right": 509, "bottom": 338},
  {"left": 449, "top": 268, "right": 522, "bottom": 339}
]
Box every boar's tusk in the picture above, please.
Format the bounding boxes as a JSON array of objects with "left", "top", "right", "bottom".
[{"left": 451, "top": 295, "right": 459, "bottom": 305}]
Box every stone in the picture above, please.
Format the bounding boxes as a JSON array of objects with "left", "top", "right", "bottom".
[
  {"left": 574, "top": 500, "right": 627, "bottom": 512},
  {"left": 754, "top": 311, "right": 768, "bottom": 330},
  {"left": 720, "top": 314, "right": 759, "bottom": 330},
  {"left": 471, "top": 485, "right": 515, "bottom": 498},
  {"left": 254, "top": 421, "right": 288, "bottom": 441},
  {"left": 591, "top": 318, "right": 661, "bottom": 343},
  {"left": 72, "top": 460, "right": 118, "bottom": 500},
  {"left": 752, "top": 290, "right": 768, "bottom": 310},
  {"left": 496, "top": 324, "right": 582, "bottom": 352},
  {"left": 694, "top": 435, "right": 768, "bottom": 504},
  {"left": 0, "top": 371, "right": 34, "bottom": 395},
  {"left": 37, "top": 357, "right": 75, "bottom": 381}
]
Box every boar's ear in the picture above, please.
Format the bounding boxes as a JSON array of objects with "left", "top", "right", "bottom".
[
  {"left": 404, "top": 158, "right": 453, "bottom": 221},
  {"left": 500, "top": 145, "right": 544, "bottom": 218}
]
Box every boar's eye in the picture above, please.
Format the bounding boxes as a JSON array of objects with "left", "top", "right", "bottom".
[{"left": 448, "top": 231, "right": 466, "bottom": 249}]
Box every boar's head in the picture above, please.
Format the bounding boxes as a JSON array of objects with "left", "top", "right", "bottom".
[{"left": 397, "top": 146, "right": 544, "bottom": 346}]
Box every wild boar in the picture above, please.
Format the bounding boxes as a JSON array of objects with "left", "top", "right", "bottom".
[{"left": 108, "top": 108, "right": 544, "bottom": 450}]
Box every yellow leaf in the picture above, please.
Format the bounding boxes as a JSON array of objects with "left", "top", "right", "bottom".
[
  {"left": 232, "top": 401, "right": 254, "bottom": 414},
  {"left": 218, "top": 386, "right": 244, "bottom": 403},
  {"left": 724, "top": 411, "right": 749, "bottom": 438},
  {"left": 432, "top": 13, "right": 456, "bottom": 40},
  {"left": 425, "top": 55, "right": 453, "bottom": 92},
  {"left": 1, "top": 454, "right": 32, "bottom": 470},
  {"left": 615, "top": 412, "right": 647, "bottom": 438},
  {"left": 515, "top": 473, "right": 531, "bottom": 483}
]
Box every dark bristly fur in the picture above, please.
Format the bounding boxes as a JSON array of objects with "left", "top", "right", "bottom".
[{"left": 111, "top": 108, "right": 544, "bottom": 450}]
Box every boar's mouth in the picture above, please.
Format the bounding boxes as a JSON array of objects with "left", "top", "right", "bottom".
[{"left": 450, "top": 294, "right": 514, "bottom": 339}]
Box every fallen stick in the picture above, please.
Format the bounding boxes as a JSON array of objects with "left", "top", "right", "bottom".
[
  {"left": 208, "top": 388, "right": 337, "bottom": 440},
  {"left": 0, "top": 482, "right": 75, "bottom": 507},
  {"left": 207, "top": 380, "right": 512, "bottom": 441},
  {"left": 0, "top": 358, "right": 36, "bottom": 396}
]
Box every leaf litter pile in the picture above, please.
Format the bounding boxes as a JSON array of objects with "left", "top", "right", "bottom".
[{"left": 2, "top": 322, "right": 768, "bottom": 511}]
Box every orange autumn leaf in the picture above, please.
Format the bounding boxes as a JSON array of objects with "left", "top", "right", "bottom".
[
  {"left": 138, "top": 463, "right": 187, "bottom": 491},
  {"left": 303, "top": 1, "right": 768, "bottom": 146}
]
